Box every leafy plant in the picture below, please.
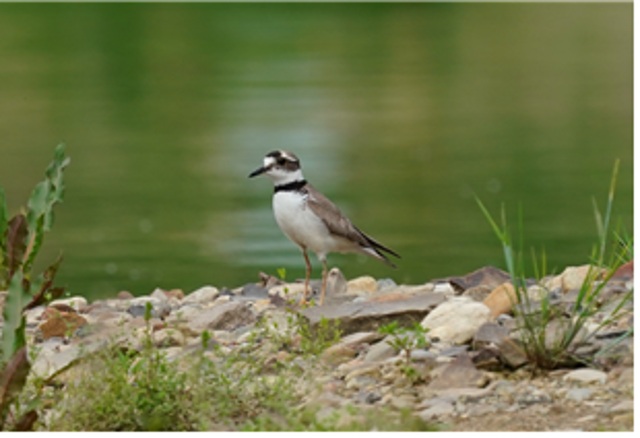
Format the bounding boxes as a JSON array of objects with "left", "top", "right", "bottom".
[
  {"left": 476, "top": 160, "right": 633, "bottom": 370},
  {"left": 0, "top": 143, "right": 70, "bottom": 431},
  {"left": 379, "top": 321, "right": 430, "bottom": 365}
]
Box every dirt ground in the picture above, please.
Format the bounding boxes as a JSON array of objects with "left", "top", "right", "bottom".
[{"left": 444, "top": 403, "right": 633, "bottom": 432}]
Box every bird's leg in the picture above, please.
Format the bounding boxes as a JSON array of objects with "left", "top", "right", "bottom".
[
  {"left": 300, "top": 248, "right": 312, "bottom": 306},
  {"left": 320, "top": 258, "right": 328, "bottom": 306}
]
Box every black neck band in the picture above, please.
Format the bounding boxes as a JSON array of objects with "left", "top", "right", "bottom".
[{"left": 274, "top": 179, "right": 307, "bottom": 194}]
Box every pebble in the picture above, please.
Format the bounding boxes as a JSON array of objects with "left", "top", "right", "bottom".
[
  {"left": 565, "top": 388, "right": 594, "bottom": 402},
  {"left": 563, "top": 369, "right": 608, "bottom": 384},
  {"left": 363, "top": 339, "right": 396, "bottom": 363},
  {"left": 422, "top": 298, "right": 491, "bottom": 344},
  {"left": 182, "top": 285, "right": 220, "bottom": 305}
]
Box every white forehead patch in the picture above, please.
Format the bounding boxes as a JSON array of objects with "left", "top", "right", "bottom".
[
  {"left": 280, "top": 151, "right": 297, "bottom": 162},
  {"left": 263, "top": 156, "right": 276, "bottom": 167}
]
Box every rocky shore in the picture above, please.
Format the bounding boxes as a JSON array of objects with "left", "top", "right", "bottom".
[{"left": 1, "top": 262, "right": 634, "bottom": 431}]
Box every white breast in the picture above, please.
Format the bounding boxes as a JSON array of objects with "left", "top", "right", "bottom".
[{"left": 272, "top": 191, "right": 346, "bottom": 258}]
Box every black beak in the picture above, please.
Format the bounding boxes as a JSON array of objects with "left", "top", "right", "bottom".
[{"left": 249, "top": 166, "right": 267, "bottom": 178}]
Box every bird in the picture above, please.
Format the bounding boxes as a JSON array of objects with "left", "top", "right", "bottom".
[{"left": 249, "top": 150, "right": 400, "bottom": 306}]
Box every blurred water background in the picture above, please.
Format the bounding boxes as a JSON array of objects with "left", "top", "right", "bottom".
[{"left": 0, "top": 3, "right": 632, "bottom": 301}]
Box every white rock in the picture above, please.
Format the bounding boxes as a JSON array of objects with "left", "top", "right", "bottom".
[
  {"left": 563, "top": 368, "right": 607, "bottom": 384},
  {"left": 421, "top": 298, "right": 491, "bottom": 344},
  {"left": 434, "top": 283, "right": 455, "bottom": 295},
  {"left": 609, "top": 400, "right": 634, "bottom": 414},
  {"left": 25, "top": 306, "right": 46, "bottom": 324},
  {"left": 182, "top": 286, "right": 219, "bottom": 305},
  {"left": 346, "top": 276, "right": 378, "bottom": 294},
  {"left": 128, "top": 296, "right": 163, "bottom": 306},
  {"left": 50, "top": 296, "right": 88, "bottom": 311},
  {"left": 560, "top": 265, "right": 605, "bottom": 291},
  {"left": 149, "top": 288, "right": 169, "bottom": 301}
]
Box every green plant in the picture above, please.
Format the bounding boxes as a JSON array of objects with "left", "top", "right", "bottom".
[
  {"left": 476, "top": 160, "right": 632, "bottom": 370},
  {"left": 379, "top": 321, "right": 430, "bottom": 380},
  {"left": 0, "top": 143, "right": 70, "bottom": 431}
]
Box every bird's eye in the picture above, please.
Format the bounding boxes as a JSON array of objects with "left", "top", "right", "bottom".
[{"left": 277, "top": 158, "right": 286, "bottom": 165}]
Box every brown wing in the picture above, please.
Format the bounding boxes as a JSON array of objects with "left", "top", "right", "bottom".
[
  {"left": 305, "top": 184, "right": 400, "bottom": 266},
  {"left": 305, "top": 184, "right": 366, "bottom": 243}
]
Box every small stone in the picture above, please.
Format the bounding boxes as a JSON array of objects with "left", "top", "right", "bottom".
[
  {"left": 434, "top": 282, "right": 455, "bottom": 295},
  {"left": 482, "top": 283, "right": 518, "bottom": 319},
  {"left": 355, "top": 390, "right": 382, "bottom": 404},
  {"left": 497, "top": 337, "right": 528, "bottom": 368},
  {"left": 346, "top": 276, "right": 378, "bottom": 294},
  {"left": 150, "top": 288, "right": 169, "bottom": 301},
  {"left": 563, "top": 369, "right": 607, "bottom": 384},
  {"left": 462, "top": 285, "right": 493, "bottom": 302},
  {"left": 321, "top": 343, "right": 356, "bottom": 365},
  {"left": 515, "top": 390, "right": 552, "bottom": 406},
  {"left": 39, "top": 312, "right": 88, "bottom": 340},
  {"left": 117, "top": 291, "right": 135, "bottom": 300},
  {"left": 377, "top": 278, "right": 397, "bottom": 291},
  {"left": 612, "top": 260, "right": 633, "bottom": 279},
  {"left": 241, "top": 283, "right": 270, "bottom": 299},
  {"left": 608, "top": 399, "right": 634, "bottom": 414},
  {"left": 166, "top": 289, "right": 184, "bottom": 300},
  {"left": 564, "top": 388, "right": 594, "bottom": 402},
  {"left": 127, "top": 300, "right": 171, "bottom": 320},
  {"left": 473, "top": 322, "right": 509, "bottom": 347},
  {"left": 446, "top": 266, "right": 512, "bottom": 292},
  {"left": 326, "top": 267, "right": 348, "bottom": 296},
  {"left": 340, "top": 331, "right": 385, "bottom": 346},
  {"left": 422, "top": 298, "right": 491, "bottom": 344},
  {"left": 50, "top": 296, "right": 88, "bottom": 312},
  {"left": 410, "top": 349, "right": 437, "bottom": 361},
  {"left": 182, "top": 286, "right": 220, "bottom": 305},
  {"left": 364, "top": 339, "right": 396, "bottom": 363},
  {"left": 25, "top": 306, "right": 46, "bottom": 325},
  {"left": 45, "top": 304, "right": 77, "bottom": 316},
  {"left": 560, "top": 265, "right": 605, "bottom": 291},
  {"left": 438, "top": 345, "right": 470, "bottom": 358}
]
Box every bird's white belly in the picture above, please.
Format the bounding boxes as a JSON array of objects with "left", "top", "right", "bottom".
[{"left": 273, "top": 192, "right": 348, "bottom": 256}]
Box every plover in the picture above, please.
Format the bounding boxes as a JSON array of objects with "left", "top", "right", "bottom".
[{"left": 249, "top": 150, "right": 400, "bottom": 305}]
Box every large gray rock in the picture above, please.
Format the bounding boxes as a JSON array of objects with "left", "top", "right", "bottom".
[
  {"left": 185, "top": 301, "right": 256, "bottom": 335},
  {"left": 300, "top": 293, "right": 445, "bottom": 337}
]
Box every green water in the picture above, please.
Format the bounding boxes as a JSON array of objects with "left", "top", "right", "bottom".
[{"left": 0, "top": 3, "right": 632, "bottom": 301}]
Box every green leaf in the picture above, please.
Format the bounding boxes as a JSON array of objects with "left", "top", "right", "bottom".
[{"left": 1, "top": 271, "right": 29, "bottom": 363}]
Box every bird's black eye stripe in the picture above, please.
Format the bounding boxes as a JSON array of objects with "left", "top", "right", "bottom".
[{"left": 277, "top": 158, "right": 286, "bottom": 165}]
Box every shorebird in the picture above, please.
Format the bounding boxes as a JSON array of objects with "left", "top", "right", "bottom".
[{"left": 249, "top": 150, "right": 400, "bottom": 305}]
